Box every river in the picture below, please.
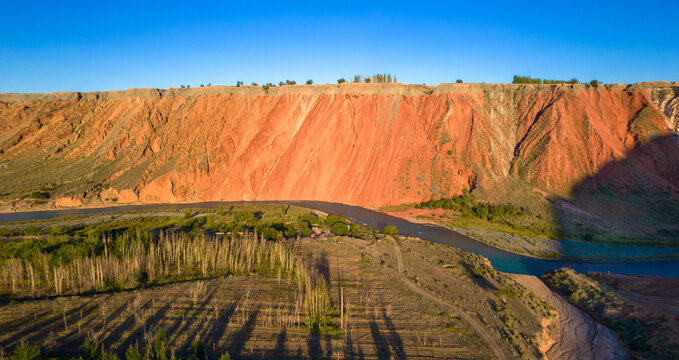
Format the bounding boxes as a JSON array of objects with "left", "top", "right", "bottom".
[{"left": 1, "top": 201, "right": 677, "bottom": 277}]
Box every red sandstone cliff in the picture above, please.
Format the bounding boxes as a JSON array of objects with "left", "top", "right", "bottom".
[{"left": 0, "top": 82, "right": 677, "bottom": 211}]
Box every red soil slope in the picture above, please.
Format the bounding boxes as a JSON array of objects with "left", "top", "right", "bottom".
[{"left": 0, "top": 82, "right": 677, "bottom": 210}]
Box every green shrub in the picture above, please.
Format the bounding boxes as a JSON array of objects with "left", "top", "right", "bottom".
[
  {"left": 472, "top": 268, "right": 485, "bottom": 278},
  {"left": 337, "top": 78, "right": 346, "bottom": 84},
  {"left": 494, "top": 287, "right": 517, "bottom": 300},
  {"left": 325, "top": 215, "right": 346, "bottom": 227},
  {"left": 153, "top": 329, "right": 167, "bottom": 360},
  {"left": 382, "top": 225, "right": 398, "bottom": 235},
  {"left": 190, "top": 341, "right": 205, "bottom": 360},
  {"left": 260, "top": 227, "right": 279, "bottom": 240},
  {"left": 28, "top": 191, "right": 49, "bottom": 199},
  {"left": 330, "top": 222, "right": 350, "bottom": 236},
  {"left": 125, "top": 345, "right": 142, "bottom": 360},
  {"left": 306, "top": 79, "right": 313, "bottom": 85},
  {"left": 10, "top": 343, "right": 40, "bottom": 360}
]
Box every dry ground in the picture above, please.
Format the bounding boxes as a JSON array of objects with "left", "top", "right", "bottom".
[{"left": 0, "top": 234, "right": 554, "bottom": 359}]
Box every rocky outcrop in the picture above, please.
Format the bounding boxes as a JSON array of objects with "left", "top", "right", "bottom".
[
  {"left": 0, "top": 82, "right": 677, "bottom": 210},
  {"left": 651, "top": 86, "right": 679, "bottom": 132}
]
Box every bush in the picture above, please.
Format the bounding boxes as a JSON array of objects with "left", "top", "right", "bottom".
[
  {"left": 125, "top": 344, "right": 142, "bottom": 360},
  {"left": 589, "top": 80, "right": 599, "bottom": 86},
  {"left": 473, "top": 206, "right": 489, "bottom": 219},
  {"left": 190, "top": 341, "right": 205, "bottom": 360},
  {"left": 337, "top": 78, "right": 346, "bottom": 84},
  {"left": 306, "top": 79, "right": 313, "bottom": 85},
  {"left": 456, "top": 79, "right": 463, "bottom": 83},
  {"left": 299, "top": 213, "right": 320, "bottom": 225},
  {"left": 494, "top": 287, "right": 517, "bottom": 300},
  {"left": 28, "top": 191, "right": 49, "bottom": 199},
  {"left": 260, "top": 227, "right": 279, "bottom": 240},
  {"left": 330, "top": 222, "right": 350, "bottom": 236},
  {"left": 382, "top": 225, "right": 398, "bottom": 235},
  {"left": 11, "top": 343, "right": 40, "bottom": 360},
  {"left": 325, "top": 215, "right": 346, "bottom": 227},
  {"left": 153, "top": 329, "right": 167, "bottom": 360}
]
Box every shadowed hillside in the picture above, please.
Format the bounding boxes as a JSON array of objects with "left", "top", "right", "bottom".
[{"left": 555, "top": 134, "right": 679, "bottom": 245}]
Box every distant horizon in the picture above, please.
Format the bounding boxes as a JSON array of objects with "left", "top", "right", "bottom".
[
  {"left": 3, "top": 79, "right": 678, "bottom": 95},
  {"left": 1, "top": 1, "right": 677, "bottom": 93}
]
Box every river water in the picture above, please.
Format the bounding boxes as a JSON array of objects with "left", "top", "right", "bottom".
[{"left": 1, "top": 201, "right": 678, "bottom": 277}]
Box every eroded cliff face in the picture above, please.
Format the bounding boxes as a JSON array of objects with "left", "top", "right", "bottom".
[
  {"left": 0, "top": 82, "right": 677, "bottom": 210},
  {"left": 651, "top": 87, "right": 679, "bottom": 132}
]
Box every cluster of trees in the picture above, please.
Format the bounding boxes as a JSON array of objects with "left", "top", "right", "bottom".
[
  {"left": 416, "top": 194, "right": 532, "bottom": 222},
  {"left": 512, "top": 75, "right": 576, "bottom": 84},
  {"left": 352, "top": 74, "right": 398, "bottom": 83},
  {"left": 322, "top": 214, "right": 376, "bottom": 238},
  {"left": 179, "top": 84, "right": 212, "bottom": 88},
  {"left": 0, "top": 231, "right": 307, "bottom": 297},
  {"left": 234, "top": 80, "right": 314, "bottom": 89},
  {"left": 6, "top": 332, "right": 230, "bottom": 360},
  {"left": 279, "top": 80, "right": 297, "bottom": 86},
  {"left": 513, "top": 75, "right": 601, "bottom": 86}
]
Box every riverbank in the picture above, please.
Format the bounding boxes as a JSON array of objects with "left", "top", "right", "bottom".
[
  {"left": 383, "top": 208, "right": 679, "bottom": 262},
  {"left": 2, "top": 201, "right": 679, "bottom": 277}
]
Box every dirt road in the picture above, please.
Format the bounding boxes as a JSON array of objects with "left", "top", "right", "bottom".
[
  {"left": 390, "top": 239, "right": 507, "bottom": 360},
  {"left": 511, "top": 274, "right": 628, "bottom": 360}
]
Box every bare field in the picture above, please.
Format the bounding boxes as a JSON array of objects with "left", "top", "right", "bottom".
[{"left": 0, "top": 231, "right": 555, "bottom": 359}]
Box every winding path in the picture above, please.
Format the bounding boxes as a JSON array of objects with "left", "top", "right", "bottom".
[{"left": 390, "top": 239, "right": 507, "bottom": 360}]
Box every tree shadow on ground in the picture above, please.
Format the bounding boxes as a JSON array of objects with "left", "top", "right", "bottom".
[
  {"left": 307, "top": 327, "right": 323, "bottom": 359},
  {"left": 315, "top": 251, "right": 330, "bottom": 284},
  {"left": 226, "top": 304, "right": 261, "bottom": 359},
  {"left": 369, "top": 317, "right": 391, "bottom": 360},
  {"left": 273, "top": 327, "right": 286, "bottom": 356},
  {"left": 381, "top": 307, "right": 406, "bottom": 360}
]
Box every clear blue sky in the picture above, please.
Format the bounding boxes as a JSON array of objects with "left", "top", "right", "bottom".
[{"left": 1, "top": 0, "right": 677, "bottom": 93}]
